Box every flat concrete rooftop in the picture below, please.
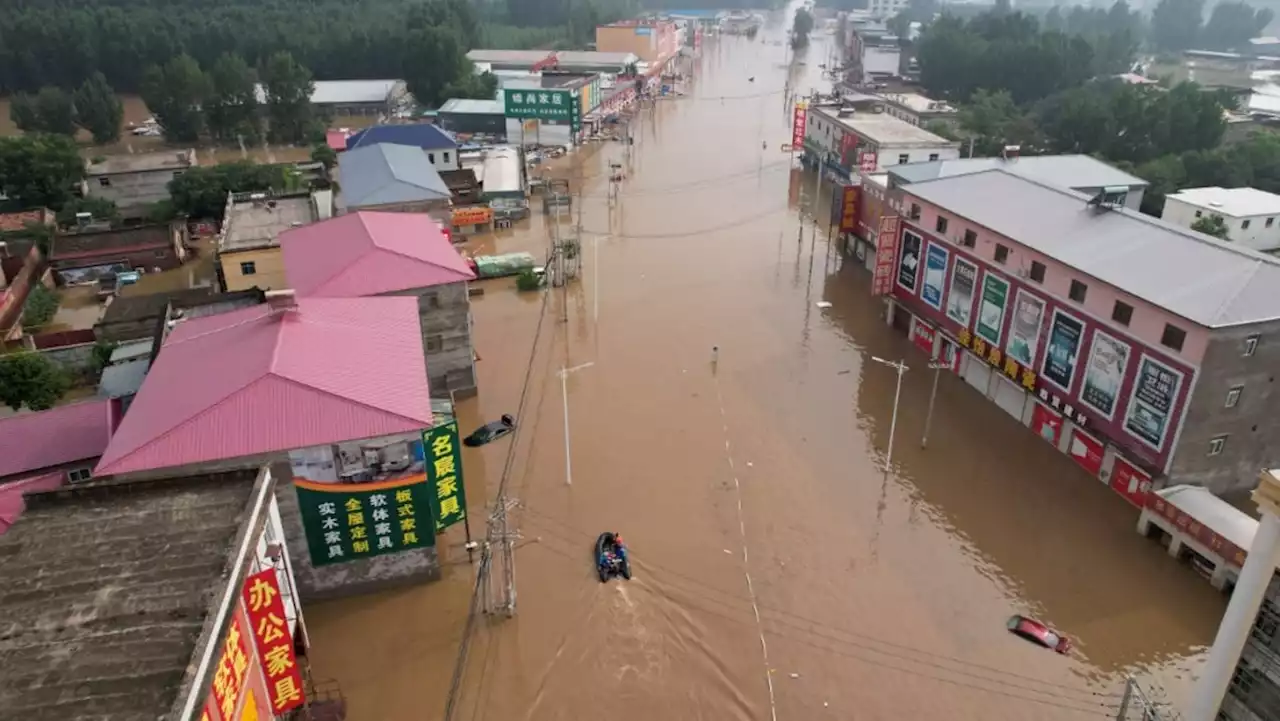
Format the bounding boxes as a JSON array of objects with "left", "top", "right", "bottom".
[{"left": 220, "top": 194, "right": 316, "bottom": 252}]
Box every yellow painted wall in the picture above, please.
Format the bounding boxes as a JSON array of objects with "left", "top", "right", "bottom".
[
  {"left": 596, "top": 26, "right": 655, "bottom": 61},
  {"left": 219, "top": 247, "right": 287, "bottom": 292}
]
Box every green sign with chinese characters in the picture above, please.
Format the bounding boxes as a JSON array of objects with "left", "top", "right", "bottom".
[
  {"left": 423, "top": 422, "right": 468, "bottom": 532},
  {"left": 295, "top": 477, "right": 435, "bottom": 567},
  {"left": 504, "top": 88, "right": 580, "bottom": 128}
]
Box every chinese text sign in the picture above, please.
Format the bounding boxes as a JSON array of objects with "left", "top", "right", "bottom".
[
  {"left": 210, "top": 606, "right": 251, "bottom": 721},
  {"left": 792, "top": 103, "right": 807, "bottom": 148},
  {"left": 872, "top": 215, "right": 900, "bottom": 296},
  {"left": 504, "top": 89, "right": 578, "bottom": 124},
  {"left": 424, "top": 422, "right": 469, "bottom": 532},
  {"left": 839, "top": 186, "right": 858, "bottom": 233},
  {"left": 295, "top": 476, "right": 435, "bottom": 567},
  {"left": 243, "top": 570, "right": 306, "bottom": 715}
]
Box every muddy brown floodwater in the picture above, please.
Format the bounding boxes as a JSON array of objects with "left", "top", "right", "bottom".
[{"left": 304, "top": 7, "right": 1227, "bottom": 720}]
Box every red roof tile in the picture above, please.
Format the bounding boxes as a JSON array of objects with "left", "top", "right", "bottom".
[
  {"left": 281, "top": 211, "right": 474, "bottom": 298},
  {"left": 0, "top": 471, "right": 65, "bottom": 534},
  {"left": 0, "top": 208, "right": 53, "bottom": 233},
  {"left": 0, "top": 398, "right": 117, "bottom": 479},
  {"left": 95, "top": 297, "right": 432, "bottom": 477},
  {"left": 326, "top": 130, "right": 348, "bottom": 151}
]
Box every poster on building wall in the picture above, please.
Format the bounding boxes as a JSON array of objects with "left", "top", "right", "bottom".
[
  {"left": 872, "top": 215, "right": 900, "bottom": 295},
  {"left": 1067, "top": 428, "right": 1104, "bottom": 476},
  {"left": 1110, "top": 458, "right": 1152, "bottom": 508},
  {"left": 1006, "top": 290, "right": 1045, "bottom": 367},
  {"left": 1041, "top": 309, "right": 1083, "bottom": 393},
  {"left": 242, "top": 571, "right": 306, "bottom": 715},
  {"left": 975, "top": 272, "right": 1010, "bottom": 346},
  {"left": 911, "top": 316, "right": 936, "bottom": 356},
  {"left": 840, "top": 133, "right": 857, "bottom": 165},
  {"left": 1124, "top": 355, "right": 1185, "bottom": 450},
  {"left": 945, "top": 257, "right": 977, "bottom": 327},
  {"left": 858, "top": 151, "right": 878, "bottom": 172},
  {"left": 1080, "top": 330, "right": 1131, "bottom": 420},
  {"left": 921, "top": 243, "right": 948, "bottom": 310},
  {"left": 1030, "top": 402, "right": 1063, "bottom": 446},
  {"left": 423, "top": 421, "right": 469, "bottom": 532},
  {"left": 897, "top": 230, "right": 922, "bottom": 293},
  {"left": 839, "top": 186, "right": 859, "bottom": 233},
  {"left": 202, "top": 601, "right": 273, "bottom": 721}
]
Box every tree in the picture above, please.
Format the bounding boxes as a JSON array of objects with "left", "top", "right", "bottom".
[
  {"left": 954, "top": 89, "right": 1042, "bottom": 156},
  {"left": 168, "top": 162, "right": 289, "bottom": 219},
  {"left": 1191, "top": 214, "right": 1230, "bottom": 238},
  {"left": 311, "top": 143, "right": 337, "bottom": 169},
  {"left": 56, "top": 196, "right": 120, "bottom": 227},
  {"left": 403, "top": 27, "right": 468, "bottom": 107},
  {"left": 1151, "top": 0, "right": 1205, "bottom": 52},
  {"left": 0, "top": 353, "right": 71, "bottom": 411},
  {"left": 792, "top": 8, "right": 815, "bottom": 49},
  {"left": 1201, "top": 1, "right": 1274, "bottom": 51},
  {"left": 0, "top": 134, "right": 85, "bottom": 209},
  {"left": 260, "top": 51, "right": 315, "bottom": 144},
  {"left": 141, "top": 54, "right": 210, "bottom": 143},
  {"left": 443, "top": 68, "right": 498, "bottom": 103},
  {"left": 74, "top": 72, "right": 124, "bottom": 143},
  {"left": 206, "top": 53, "right": 262, "bottom": 143},
  {"left": 21, "top": 284, "right": 60, "bottom": 328},
  {"left": 10, "top": 87, "right": 77, "bottom": 136}
]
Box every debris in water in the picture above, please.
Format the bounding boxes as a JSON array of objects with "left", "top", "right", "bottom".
[
  {"left": 723, "top": 549, "right": 732, "bottom": 554},
  {"left": 837, "top": 370, "right": 851, "bottom": 375},
  {"left": 746, "top": 462, "right": 753, "bottom": 467},
  {"left": 789, "top": 672, "right": 800, "bottom": 679},
  {"left": 823, "top": 702, "right": 829, "bottom": 708},
  {"left": 815, "top": 301, "right": 832, "bottom": 308}
]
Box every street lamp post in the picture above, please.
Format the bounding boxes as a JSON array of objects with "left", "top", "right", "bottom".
[
  {"left": 870, "top": 356, "right": 908, "bottom": 473},
  {"left": 921, "top": 358, "right": 951, "bottom": 449}
]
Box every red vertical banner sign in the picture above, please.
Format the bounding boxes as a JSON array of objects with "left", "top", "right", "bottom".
[
  {"left": 792, "top": 102, "right": 808, "bottom": 149},
  {"left": 1110, "top": 458, "right": 1152, "bottom": 508},
  {"left": 243, "top": 570, "right": 306, "bottom": 716},
  {"left": 840, "top": 132, "right": 857, "bottom": 166},
  {"left": 839, "top": 185, "right": 859, "bottom": 233},
  {"left": 858, "top": 151, "right": 878, "bottom": 172},
  {"left": 872, "top": 215, "right": 901, "bottom": 295},
  {"left": 208, "top": 606, "right": 252, "bottom": 721}
]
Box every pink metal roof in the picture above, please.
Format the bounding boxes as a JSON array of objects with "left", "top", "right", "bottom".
[
  {"left": 0, "top": 398, "right": 117, "bottom": 479},
  {"left": 95, "top": 297, "right": 433, "bottom": 477},
  {"left": 0, "top": 471, "right": 65, "bottom": 535},
  {"left": 326, "top": 130, "right": 348, "bottom": 151},
  {"left": 280, "top": 211, "right": 475, "bottom": 298}
]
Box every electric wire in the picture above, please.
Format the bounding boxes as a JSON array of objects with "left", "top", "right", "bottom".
[
  {"left": 580, "top": 202, "right": 795, "bottom": 239},
  {"left": 520, "top": 526, "right": 1118, "bottom": 717},
  {"left": 516, "top": 508, "right": 1123, "bottom": 703}
]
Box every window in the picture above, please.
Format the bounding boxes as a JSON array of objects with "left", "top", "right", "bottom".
[
  {"left": 1195, "top": 210, "right": 1203, "bottom": 218},
  {"left": 1242, "top": 219, "right": 1252, "bottom": 229},
  {"left": 935, "top": 216, "right": 948, "bottom": 234},
  {"left": 98, "top": 177, "right": 111, "bottom": 187},
  {"left": 443, "top": 151, "right": 451, "bottom": 164},
  {"left": 67, "top": 467, "right": 92, "bottom": 482},
  {"left": 239, "top": 261, "right": 257, "bottom": 276},
  {"left": 1268, "top": 217, "right": 1276, "bottom": 228},
  {"left": 928, "top": 153, "right": 939, "bottom": 161},
  {"left": 909, "top": 203, "right": 921, "bottom": 220},
  {"left": 1068, "top": 280, "right": 1088, "bottom": 303},
  {"left": 897, "top": 153, "right": 909, "bottom": 164},
  {"left": 994, "top": 244, "right": 1009, "bottom": 264},
  {"left": 1209, "top": 435, "right": 1228, "bottom": 456},
  {"left": 154, "top": 249, "right": 168, "bottom": 258},
  {"left": 961, "top": 229, "right": 977, "bottom": 248},
  {"left": 1226, "top": 386, "right": 1243, "bottom": 408},
  {"left": 425, "top": 335, "right": 444, "bottom": 352},
  {"left": 1161, "top": 323, "right": 1186, "bottom": 352},
  {"left": 428, "top": 152, "right": 436, "bottom": 163},
  {"left": 1245, "top": 334, "right": 1260, "bottom": 356},
  {"left": 423, "top": 292, "right": 441, "bottom": 309},
  {"left": 1029, "top": 261, "right": 1046, "bottom": 283},
  {"left": 1112, "top": 301, "right": 1133, "bottom": 326}
]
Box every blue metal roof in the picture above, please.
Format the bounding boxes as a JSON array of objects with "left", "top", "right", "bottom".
[
  {"left": 347, "top": 123, "right": 458, "bottom": 151},
  {"left": 338, "top": 143, "right": 452, "bottom": 208}
]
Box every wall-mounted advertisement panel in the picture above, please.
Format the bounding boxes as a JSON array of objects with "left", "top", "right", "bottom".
[
  {"left": 1124, "top": 355, "right": 1185, "bottom": 451},
  {"left": 921, "top": 243, "right": 948, "bottom": 310},
  {"left": 974, "top": 271, "right": 1009, "bottom": 346},
  {"left": 1006, "top": 289, "right": 1045, "bottom": 367},
  {"left": 897, "top": 229, "right": 922, "bottom": 294},
  {"left": 945, "top": 256, "right": 978, "bottom": 328},
  {"left": 1079, "top": 330, "right": 1131, "bottom": 421},
  {"left": 1041, "top": 308, "right": 1083, "bottom": 394}
]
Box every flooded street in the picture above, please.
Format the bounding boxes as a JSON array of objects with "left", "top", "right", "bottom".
[{"left": 305, "top": 9, "right": 1226, "bottom": 720}]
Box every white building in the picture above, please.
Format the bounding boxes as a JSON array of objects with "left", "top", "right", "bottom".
[
  {"left": 867, "top": 0, "right": 908, "bottom": 19},
  {"left": 804, "top": 104, "right": 960, "bottom": 171},
  {"left": 876, "top": 92, "right": 957, "bottom": 127},
  {"left": 1162, "top": 187, "right": 1280, "bottom": 252}
]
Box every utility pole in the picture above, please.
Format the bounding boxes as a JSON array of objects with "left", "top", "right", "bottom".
[
  {"left": 920, "top": 357, "right": 951, "bottom": 449},
  {"left": 870, "top": 356, "right": 908, "bottom": 473},
  {"left": 486, "top": 497, "right": 520, "bottom": 617}
]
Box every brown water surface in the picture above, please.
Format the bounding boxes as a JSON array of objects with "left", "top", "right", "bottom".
[{"left": 303, "top": 8, "right": 1225, "bottom": 720}]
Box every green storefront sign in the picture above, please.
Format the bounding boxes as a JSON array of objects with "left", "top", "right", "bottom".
[
  {"left": 423, "top": 421, "right": 468, "bottom": 532},
  {"left": 503, "top": 88, "right": 581, "bottom": 131},
  {"left": 296, "top": 477, "right": 435, "bottom": 567}
]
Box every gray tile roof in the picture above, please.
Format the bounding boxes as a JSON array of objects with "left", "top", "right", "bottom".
[
  {"left": 890, "top": 154, "right": 1148, "bottom": 190},
  {"left": 338, "top": 143, "right": 451, "bottom": 208},
  {"left": 0, "top": 472, "right": 260, "bottom": 720},
  {"left": 906, "top": 169, "right": 1280, "bottom": 328}
]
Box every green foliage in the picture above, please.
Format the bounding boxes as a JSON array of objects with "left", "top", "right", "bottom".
[
  {"left": 311, "top": 143, "right": 338, "bottom": 169},
  {"left": 21, "top": 284, "right": 60, "bottom": 329},
  {"left": 1191, "top": 214, "right": 1230, "bottom": 239},
  {"left": 261, "top": 51, "right": 316, "bottom": 144},
  {"left": 1151, "top": 0, "right": 1205, "bottom": 52},
  {"left": 167, "top": 162, "right": 289, "bottom": 219},
  {"left": 206, "top": 53, "right": 262, "bottom": 144},
  {"left": 0, "top": 352, "right": 71, "bottom": 412},
  {"left": 141, "top": 54, "right": 211, "bottom": 143},
  {"left": 951, "top": 89, "right": 1043, "bottom": 156},
  {"left": 0, "top": 134, "right": 86, "bottom": 210},
  {"left": 56, "top": 197, "right": 121, "bottom": 228},
  {"left": 74, "top": 72, "right": 124, "bottom": 144},
  {"left": 10, "top": 87, "right": 77, "bottom": 136},
  {"left": 91, "top": 340, "right": 118, "bottom": 374},
  {"left": 515, "top": 268, "right": 542, "bottom": 292},
  {"left": 1132, "top": 132, "right": 1280, "bottom": 215},
  {"left": 1202, "top": 1, "right": 1275, "bottom": 51}
]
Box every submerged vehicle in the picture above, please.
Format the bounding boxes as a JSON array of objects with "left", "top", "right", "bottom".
[
  {"left": 1007, "top": 615, "right": 1072, "bottom": 654},
  {"left": 463, "top": 414, "right": 516, "bottom": 447},
  {"left": 595, "top": 531, "right": 632, "bottom": 582}
]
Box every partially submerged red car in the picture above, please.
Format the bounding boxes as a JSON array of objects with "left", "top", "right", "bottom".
[{"left": 1007, "top": 615, "right": 1072, "bottom": 655}]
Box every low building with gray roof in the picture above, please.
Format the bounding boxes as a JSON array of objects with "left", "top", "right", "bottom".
[
  {"left": 889, "top": 154, "right": 1149, "bottom": 211},
  {"left": 338, "top": 142, "right": 452, "bottom": 222}
]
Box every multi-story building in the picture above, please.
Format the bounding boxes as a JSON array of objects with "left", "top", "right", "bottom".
[
  {"left": 879, "top": 168, "right": 1280, "bottom": 500},
  {"left": 803, "top": 102, "right": 960, "bottom": 178},
  {"left": 215, "top": 189, "right": 332, "bottom": 292},
  {"left": 868, "top": 0, "right": 908, "bottom": 19},
  {"left": 466, "top": 49, "right": 639, "bottom": 75},
  {"left": 82, "top": 150, "right": 197, "bottom": 218},
  {"left": 1162, "top": 186, "right": 1280, "bottom": 252},
  {"left": 254, "top": 78, "right": 410, "bottom": 117},
  {"left": 595, "top": 20, "right": 679, "bottom": 63},
  {"left": 876, "top": 92, "right": 957, "bottom": 127}
]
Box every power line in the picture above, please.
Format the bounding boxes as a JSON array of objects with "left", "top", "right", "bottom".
[
  {"left": 517, "top": 509, "right": 1122, "bottom": 703},
  {"left": 579, "top": 160, "right": 795, "bottom": 200},
  {"left": 519, "top": 528, "right": 1117, "bottom": 717},
  {"left": 580, "top": 202, "right": 794, "bottom": 239}
]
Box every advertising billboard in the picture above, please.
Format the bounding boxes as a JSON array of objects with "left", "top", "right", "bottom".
[
  {"left": 872, "top": 216, "right": 900, "bottom": 295},
  {"left": 1080, "top": 330, "right": 1130, "bottom": 421},
  {"left": 1124, "top": 355, "right": 1185, "bottom": 451},
  {"left": 858, "top": 150, "right": 878, "bottom": 172},
  {"left": 792, "top": 102, "right": 808, "bottom": 148},
  {"left": 920, "top": 243, "right": 948, "bottom": 310},
  {"left": 945, "top": 257, "right": 977, "bottom": 327},
  {"left": 423, "top": 421, "right": 469, "bottom": 533},
  {"left": 242, "top": 570, "right": 306, "bottom": 715},
  {"left": 839, "top": 186, "right": 859, "bottom": 233},
  {"left": 1041, "top": 308, "right": 1083, "bottom": 393},
  {"left": 896, "top": 229, "right": 922, "bottom": 294},
  {"left": 1006, "top": 289, "right": 1045, "bottom": 367},
  {"left": 975, "top": 272, "right": 1009, "bottom": 346}
]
